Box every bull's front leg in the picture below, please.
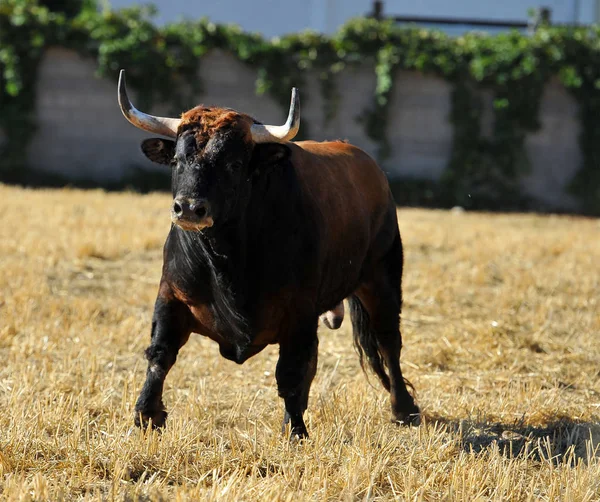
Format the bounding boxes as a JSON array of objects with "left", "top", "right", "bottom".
[
  {"left": 134, "top": 295, "right": 191, "bottom": 430},
  {"left": 276, "top": 317, "right": 319, "bottom": 440}
]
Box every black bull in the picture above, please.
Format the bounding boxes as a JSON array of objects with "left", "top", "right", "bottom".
[{"left": 117, "top": 71, "right": 420, "bottom": 439}]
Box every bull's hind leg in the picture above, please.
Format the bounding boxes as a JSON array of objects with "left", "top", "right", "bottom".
[
  {"left": 350, "top": 235, "right": 420, "bottom": 425},
  {"left": 276, "top": 316, "right": 319, "bottom": 440},
  {"left": 134, "top": 294, "right": 191, "bottom": 429}
]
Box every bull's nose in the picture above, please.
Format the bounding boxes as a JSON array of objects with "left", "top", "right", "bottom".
[{"left": 172, "top": 198, "right": 210, "bottom": 221}]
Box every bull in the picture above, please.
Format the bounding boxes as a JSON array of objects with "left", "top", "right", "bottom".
[{"left": 117, "top": 70, "right": 420, "bottom": 438}]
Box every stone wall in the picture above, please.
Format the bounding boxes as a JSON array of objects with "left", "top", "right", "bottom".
[{"left": 22, "top": 47, "right": 583, "bottom": 210}]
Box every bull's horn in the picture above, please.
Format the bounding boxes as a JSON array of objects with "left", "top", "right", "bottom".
[
  {"left": 118, "top": 70, "right": 181, "bottom": 138},
  {"left": 250, "top": 88, "right": 300, "bottom": 143}
]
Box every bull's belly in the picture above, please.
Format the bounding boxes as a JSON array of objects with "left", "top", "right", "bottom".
[
  {"left": 187, "top": 287, "right": 349, "bottom": 364},
  {"left": 189, "top": 303, "right": 279, "bottom": 365}
]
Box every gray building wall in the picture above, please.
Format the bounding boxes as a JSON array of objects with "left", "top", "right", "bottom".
[
  {"left": 21, "top": 47, "right": 583, "bottom": 210},
  {"left": 105, "top": 0, "right": 600, "bottom": 38}
]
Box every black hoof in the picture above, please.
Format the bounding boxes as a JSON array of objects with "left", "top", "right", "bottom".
[
  {"left": 282, "top": 411, "right": 309, "bottom": 441},
  {"left": 134, "top": 408, "right": 168, "bottom": 430},
  {"left": 393, "top": 405, "right": 421, "bottom": 427},
  {"left": 290, "top": 426, "right": 309, "bottom": 442}
]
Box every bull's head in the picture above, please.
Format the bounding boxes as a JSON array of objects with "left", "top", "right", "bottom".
[{"left": 117, "top": 70, "right": 300, "bottom": 231}]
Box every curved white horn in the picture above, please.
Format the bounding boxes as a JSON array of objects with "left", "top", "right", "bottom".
[
  {"left": 118, "top": 69, "right": 181, "bottom": 138},
  {"left": 250, "top": 87, "right": 300, "bottom": 143}
]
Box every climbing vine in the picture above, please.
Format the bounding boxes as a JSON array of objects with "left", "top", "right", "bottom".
[
  {"left": 2, "top": 0, "right": 600, "bottom": 212},
  {"left": 0, "top": 0, "right": 67, "bottom": 181}
]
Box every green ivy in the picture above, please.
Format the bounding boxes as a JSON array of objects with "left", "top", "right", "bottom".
[
  {"left": 549, "top": 27, "right": 600, "bottom": 213},
  {"left": 1, "top": 0, "right": 600, "bottom": 213},
  {"left": 0, "top": 0, "right": 66, "bottom": 181}
]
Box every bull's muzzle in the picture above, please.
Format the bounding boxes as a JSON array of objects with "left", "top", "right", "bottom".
[{"left": 171, "top": 198, "right": 213, "bottom": 230}]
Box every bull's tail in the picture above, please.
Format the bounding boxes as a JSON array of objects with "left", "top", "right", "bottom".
[{"left": 348, "top": 295, "right": 390, "bottom": 391}]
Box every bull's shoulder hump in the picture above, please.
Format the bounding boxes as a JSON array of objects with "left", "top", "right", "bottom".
[
  {"left": 289, "top": 140, "right": 381, "bottom": 173},
  {"left": 290, "top": 140, "right": 386, "bottom": 188},
  {"left": 292, "top": 140, "right": 372, "bottom": 158},
  {"left": 287, "top": 140, "right": 391, "bottom": 217}
]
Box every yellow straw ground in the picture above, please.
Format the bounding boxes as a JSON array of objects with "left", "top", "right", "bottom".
[{"left": 0, "top": 184, "right": 599, "bottom": 501}]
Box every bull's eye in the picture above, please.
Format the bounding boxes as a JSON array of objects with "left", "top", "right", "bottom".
[{"left": 228, "top": 161, "right": 244, "bottom": 174}]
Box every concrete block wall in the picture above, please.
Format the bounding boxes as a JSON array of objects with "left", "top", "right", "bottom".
[
  {"left": 28, "top": 48, "right": 160, "bottom": 182},
  {"left": 524, "top": 81, "right": 581, "bottom": 209},
  {"left": 19, "top": 47, "right": 583, "bottom": 210},
  {"left": 386, "top": 71, "right": 453, "bottom": 180}
]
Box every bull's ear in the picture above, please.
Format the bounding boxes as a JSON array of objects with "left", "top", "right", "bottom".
[
  {"left": 141, "top": 138, "right": 176, "bottom": 165},
  {"left": 251, "top": 143, "right": 291, "bottom": 169}
]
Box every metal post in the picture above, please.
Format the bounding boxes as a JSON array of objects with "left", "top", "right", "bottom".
[
  {"left": 527, "top": 6, "right": 552, "bottom": 34},
  {"left": 372, "top": 1, "right": 384, "bottom": 20}
]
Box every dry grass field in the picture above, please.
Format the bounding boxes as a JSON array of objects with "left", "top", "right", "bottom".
[{"left": 0, "top": 183, "right": 599, "bottom": 501}]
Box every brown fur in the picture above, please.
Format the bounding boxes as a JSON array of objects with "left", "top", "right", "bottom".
[
  {"left": 178, "top": 106, "right": 254, "bottom": 145},
  {"left": 133, "top": 103, "right": 420, "bottom": 437}
]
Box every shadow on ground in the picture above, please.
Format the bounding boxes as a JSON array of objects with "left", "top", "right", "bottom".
[{"left": 425, "top": 414, "right": 600, "bottom": 464}]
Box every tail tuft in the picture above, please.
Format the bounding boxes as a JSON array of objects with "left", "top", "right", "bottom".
[{"left": 348, "top": 295, "right": 390, "bottom": 391}]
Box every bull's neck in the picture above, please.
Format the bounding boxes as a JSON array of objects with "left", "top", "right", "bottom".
[
  {"left": 200, "top": 219, "right": 247, "bottom": 273},
  {"left": 173, "top": 216, "right": 248, "bottom": 286},
  {"left": 169, "top": 216, "right": 252, "bottom": 349}
]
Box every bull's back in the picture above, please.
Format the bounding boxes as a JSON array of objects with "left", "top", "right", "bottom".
[{"left": 290, "top": 141, "right": 397, "bottom": 307}]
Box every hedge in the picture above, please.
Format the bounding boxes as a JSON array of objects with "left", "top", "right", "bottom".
[{"left": 1, "top": 0, "right": 600, "bottom": 213}]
